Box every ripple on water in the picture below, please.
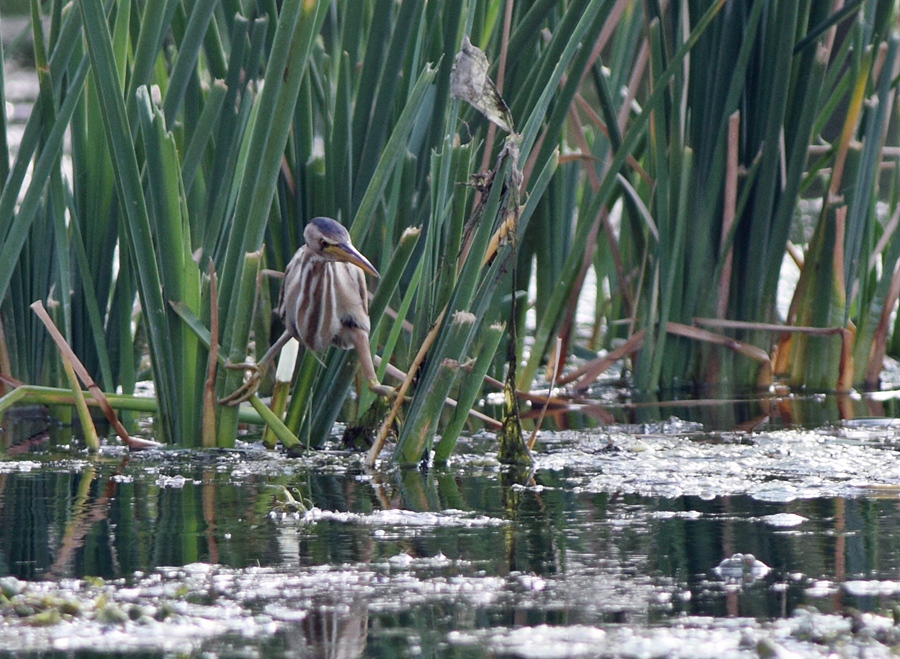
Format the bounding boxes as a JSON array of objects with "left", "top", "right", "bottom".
[
  {"left": 524, "top": 429, "right": 900, "bottom": 501},
  {"left": 3, "top": 421, "right": 900, "bottom": 656}
]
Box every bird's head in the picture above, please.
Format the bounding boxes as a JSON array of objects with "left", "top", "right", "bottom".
[{"left": 304, "top": 217, "right": 379, "bottom": 278}]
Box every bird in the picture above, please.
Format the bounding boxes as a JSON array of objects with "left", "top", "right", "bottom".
[{"left": 220, "top": 216, "right": 390, "bottom": 405}]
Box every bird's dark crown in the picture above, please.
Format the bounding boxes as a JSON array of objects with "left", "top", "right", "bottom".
[{"left": 307, "top": 217, "right": 349, "bottom": 244}]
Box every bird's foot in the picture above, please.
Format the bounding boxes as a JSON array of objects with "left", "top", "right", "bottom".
[
  {"left": 218, "top": 377, "right": 260, "bottom": 406},
  {"left": 223, "top": 359, "right": 259, "bottom": 371},
  {"left": 367, "top": 379, "right": 399, "bottom": 399},
  {"left": 367, "top": 379, "right": 412, "bottom": 402},
  {"left": 218, "top": 362, "right": 266, "bottom": 406}
]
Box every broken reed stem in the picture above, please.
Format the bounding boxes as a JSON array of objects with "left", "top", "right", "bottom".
[
  {"left": 61, "top": 353, "right": 100, "bottom": 451},
  {"left": 476, "top": 0, "right": 514, "bottom": 180},
  {"left": 528, "top": 335, "right": 562, "bottom": 451},
  {"left": 716, "top": 111, "right": 739, "bottom": 318},
  {"left": 366, "top": 308, "right": 446, "bottom": 466},
  {"left": 563, "top": 317, "right": 793, "bottom": 391},
  {"left": 0, "top": 384, "right": 267, "bottom": 425},
  {"left": 695, "top": 317, "right": 847, "bottom": 334},
  {"left": 30, "top": 300, "right": 157, "bottom": 450},
  {"left": 865, "top": 259, "right": 900, "bottom": 387},
  {"left": 559, "top": 329, "right": 645, "bottom": 389},
  {"left": 202, "top": 260, "right": 218, "bottom": 448}
]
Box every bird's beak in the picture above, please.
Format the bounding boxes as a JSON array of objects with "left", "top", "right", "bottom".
[{"left": 327, "top": 243, "right": 380, "bottom": 278}]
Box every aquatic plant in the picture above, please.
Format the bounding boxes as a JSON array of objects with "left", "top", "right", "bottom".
[{"left": 1, "top": 0, "right": 899, "bottom": 462}]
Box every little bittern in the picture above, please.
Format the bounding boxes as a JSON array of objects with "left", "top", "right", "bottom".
[{"left": 221, "top": 217, "right": 389, "bottom": 404}]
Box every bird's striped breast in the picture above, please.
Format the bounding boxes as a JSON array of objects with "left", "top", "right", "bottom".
[{"left": 278, "top": 246, "right": 370, "bottom": 353}]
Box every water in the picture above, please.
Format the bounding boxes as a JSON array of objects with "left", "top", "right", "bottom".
[{"left": 3, "top": 397, "right": 900, "bottom": 657}]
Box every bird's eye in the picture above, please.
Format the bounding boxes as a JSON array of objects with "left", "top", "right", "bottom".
[{"left": 320, "top": 239, "right": 327, "bottom": 250}]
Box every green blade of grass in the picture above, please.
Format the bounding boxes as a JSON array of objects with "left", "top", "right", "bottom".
[{"left": 79, "top": 0, "right": 179, "bottom": 441}]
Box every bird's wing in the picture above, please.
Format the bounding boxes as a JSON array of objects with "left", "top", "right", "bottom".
[{"left": 278, "top": 247, "right": 307, "bottom": 321}]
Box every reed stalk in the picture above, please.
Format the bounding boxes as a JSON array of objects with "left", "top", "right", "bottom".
[{"left": 3, "top": 0, "right": 899, "bottom": 457}]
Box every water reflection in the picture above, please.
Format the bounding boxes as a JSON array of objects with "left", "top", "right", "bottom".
[
  {"left": 2, "top": 408, "right": 900, "bottom": 654},
  {"left": 525, "top": 384, "right": 900, "bottom": 433},
  {"left": 2, "top": 455, "right": 899, "bottom": 599}
]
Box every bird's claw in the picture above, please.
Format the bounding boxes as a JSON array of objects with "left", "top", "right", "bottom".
[
  {"left": 367, "top": 379, "right": 403, "bottom": 400},
  {"left": 219, "top": 363, "right": 265, "bottom": 406},
  {"left": 218, "top": 375, "right": 262, "bottom": 406},
  {"left": 224, "top": 360, "right": 256, "bottom": 371}
]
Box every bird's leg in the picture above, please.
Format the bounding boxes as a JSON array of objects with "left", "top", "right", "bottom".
[
  {"left": 346, "top": 328, "right": 397, "bottom": 398},
  {"left": 374, "top": 355, "right": 502, "bottom": 428},
  {"left": 352, "top": 334, "right": 500, "bottom": 427},
  {"left": 349, "top": 330, "right": 499, "bottom": 428},
  {"left": 219, "top": 330, "right": 293, "bottom": 405}
]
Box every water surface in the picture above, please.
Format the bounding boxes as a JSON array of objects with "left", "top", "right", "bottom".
[{"left": 3, "top": 394, "right": 900, "bottom": 657}]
